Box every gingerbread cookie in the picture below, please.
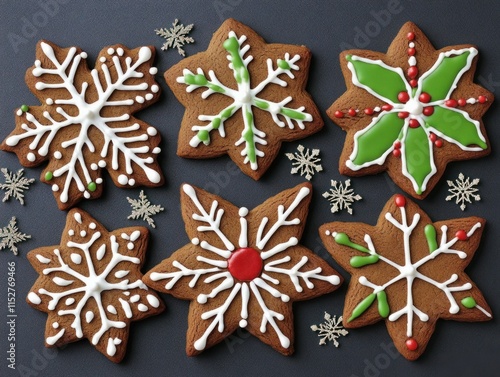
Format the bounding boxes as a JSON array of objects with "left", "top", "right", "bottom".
[
  {"left": 328, "top": 22, "right": 492, "bottom": 199},
  {"left": 144, "top": 182, "right": 342, "bottom": 355},
  {"left": 1, "top": 40, "right": 163, "bottom": 210},
  {"left": 165, "top": 18, "right": 322, "bottom": 180},
  {"left": 26, "top": 209, "right": 164, "bottom": 363},
  {"left": 320, "top": 194, "right": 492, "bottom": 360}
]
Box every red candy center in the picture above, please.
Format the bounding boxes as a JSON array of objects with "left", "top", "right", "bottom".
[
  {"left": 395, "top": 194, "right": 406, "bottom": 207},
  {"left": 456, "top": 230, "right": 468, "bottom": 241},
  {"left": 228, "top": 247, "right": 263, "bottom": 281},
  {"left": 406, "top": 338, "right": 418, "bottom": 351}
]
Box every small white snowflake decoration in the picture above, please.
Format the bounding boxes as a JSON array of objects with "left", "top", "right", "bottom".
[
  {"left": 322, "top": 179, "right": 362, "bottom": 215},
  {"left": 127, "top": 190, "right": 164, "bottom": 228},
  {"left": 310, "top": 312, "right": 348, "bottom": 347},
  {"left": 0, "top": 168, "right": 35, "bottom": 205},
  {"left": 446, "top": 173, "right": 480, "bottom": 211},
  {"left": 155, "top": 19, "right": 194, "bottom": 57},
  {"left": 285, "top": 145, "right": 323, "bottom": 181},
  {"left": 0, "top": 217, "right": 31, "bottom": 255}
]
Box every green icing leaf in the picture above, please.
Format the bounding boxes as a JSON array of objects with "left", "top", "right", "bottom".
[
  {"left": 350, "top": 112, "right": 404, "bottom": 167},
  {"left": 346, "top": 55, "right": 407, "bottom": 103},
  {"left": 425, "top": 106, "right": 487, "bottom": 149},
  {"left": 377, "top": 291, "right": 390, "bottom": 318},
  {"left": 424, "top": 224, "right": 438, "bottom": 253},
  {"left": 350, "top": 255, "right": 379, "bottom": 268},
  {"left": 420, "top": 49, "right": 472, "bottom": 100},
  {"left": 349, "top": 293, "right": 376, "bottom": 322},
  {"left": 403, "top": 126, "right": 434, "bottom": 195}
]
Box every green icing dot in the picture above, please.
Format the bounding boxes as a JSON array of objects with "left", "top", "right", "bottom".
[
  {"left": 197, "top": 130, "right": 210, "bottom": 142},
  {"left": 461, "top": 296, "right": 476, "bottom": 309},
  {"left": 21, "top": 104, "right": 29, "bottom": 112},
  {"left": 87, "top": 182, "right": 97, "bottom": 192},
  {"left": 277, "top": 59, "right": 290, "bottom": 70},
  {"left": 45, "top": 171, "right": 53, "bottom": 181},
  {"left": 212, "top": 118, "right": 221, "bottom": 129},
  {"left": 222, "top": 36, "right": 239, "bottom": 52},
  {"left": 221, "top": 106, "right": 235, "bottom": 119}
]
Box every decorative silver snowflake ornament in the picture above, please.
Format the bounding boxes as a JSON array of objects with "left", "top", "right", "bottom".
[
  {"left": 127, "top": 190, "right": 164, "bottom": 228},
  {"left": 322, "top": 179, "right": 362, "bottom": 215},
  {"left": 155, "top": 19, "right": 194, "bottom": 57},
  {"left": 285, "top": 145, "right": 323, "bottom": 181},
  {"left": 446, "top": 173, "right": 480, "bottom": 211},
  {"left": 0, "top": 217, "right": 31, "bottom": 255},
  {"left": 0, "top": 168, "right": 35, "bottom": 205},
  {"left": 311, "top": 312, "right": 348, "bottom": 347}
]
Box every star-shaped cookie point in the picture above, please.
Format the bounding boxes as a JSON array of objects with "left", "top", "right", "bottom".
[
  {"left": 1, "top": 40, "right": 164, "bottom": 210},
  {"left": 26, "top": 209, "right": 164, "bottom": 363},
  {"left": 144, "top": 182, "right": 342, "bottom": 356},
  {"left": 320, "top": 194, "right": 492, "bottom": 360},
  {"left": 328, "top": 22, "right": 492, "bottom": 199},
  {"left": 165, "top": 18, "right": 323, "bottom": 180}
]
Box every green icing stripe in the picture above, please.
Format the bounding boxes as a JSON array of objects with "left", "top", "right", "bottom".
[
  {"left": 243, "top": 108, "right": 256, "bottom": 163},
  {"left": 350, "top": 255, "right": 379, "bottom": 268},
  {"left": 351, "top": 112, "right": 404, "bottom": 167},
  {"left": 254, "top": 99, "right": 269, "bottom": 110},
  {"left": 424, "top": 106, "right": 487, "bottom": 149},
  {"left": 404, "top": 125, "right": 433, "bottom": 195},
  {"left": 377, "top": 291, "right": 390, "bottom": 318},
  {"left": 280, "top": 107, "right": 307, "bottom": 121},
  {"left": 349, "top": 293, "right": 376, "bottom": 322},
  {"left": 424, "top": 224, "right": 438, "bottom": 253},
  {"left": 223, "top": 36, "right": 249, "bottom": 84},
  {"left": 421, "top": 50, "right": 471, "bottom": 101},
  {"left": 346, "top": 55, "right": 407, "bottom": 103},
  {"left": 334, "top": 233, "right": 371, "bottom": 254}
]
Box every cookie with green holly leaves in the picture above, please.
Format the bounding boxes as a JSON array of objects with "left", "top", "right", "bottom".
[
  {"left": 165, "top": 18, "right": 322, "bottom": 180},
  {"left": 320, "top": 194, "right": 492, "bottom": 360},
  {"left": 328, "top": 22, "right": 492, "bottom": 199}
]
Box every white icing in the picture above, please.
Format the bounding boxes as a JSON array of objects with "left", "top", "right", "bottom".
[
  {"left": 85, "top": 311, "right": 94, "bottom": 323},
  {"left": 28, "top": 292, "right": 42, "bottom": 304},
  {"left": 46, "top": 328, "right": 65, "bottom": 345},
  {"left": 36, "top": 254, "right": 51, "bottom": 264},
  {"left": 65, "top": 298, "right": 75, "bottom": 305},
  {"left": 146, "top": 294, "right": 160, "bottom": 308}
]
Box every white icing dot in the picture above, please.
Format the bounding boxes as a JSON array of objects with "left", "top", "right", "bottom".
[
  {"left": 153, "top": 147, "right": 161, "bottom": 154},
  {"left": 149, "top": 67, "right": 158, "bottom": 75},
  {"left": 52, "top": 322, "right": 59, "bottom": 329},
  {"left": 118, "top": 174, "right": 128, "bottom": 185},
  {"left": 151, "top": 84, "right": 159, "bottom": 93},
  {"left": 89, "top": 222, "right": 96, "bottom": 229},
  {"left": 147, "top": 127, "right": 157, "bottom": 136},
  {"left": 145, "top": 93, "right": 154, "bottom": 101},
  {"left": 65, "top": 298, "right": 75, "bottom": 306},
  {"left": 98, "top": 160, "right": 106, "bottom": 168},
  {"left": 197, "top": 295, "right": 207, "bottom": 304},
  {"left": 114, "top": 270, "right": 129, "bottom": 278},
  {"left": 191, "top": 238, "right": 200, "bottom": 245},
  {"left": 107, "top": 47, "right": 115, "bottom": 55},
  {"left": 99, "top": 56, "right": 106, "bottom": 63},
  {"left": 325, "top": 230, "right": 331, "bottom": 236},
  {"left": 409, "top": 42, "right": 415, "bottom": 48},
  {"left": 138, "top": 304, "right": 148, "bottom": 312},
  {"left": 80, "top": 230, "right": 87, "bottom": 237},
  {"left": 27, "top": 152, "right": 36, "bottom": 162},
  {"left": 239, "top": 207, "right": 248, "bottom": 217},
  {"left": 85, "top": 311, "right": 94, "bottom": 323},
  {"left": 16, "top": 109, "right": 22, "bottom": 116},
  {"left": 84, "top": 191, "right": 90, "bottom": 199},
  {"left": 124, "top": 292, "right": 130, "bottom": 296},
  {"left": 36, "top": 254, "right": 51, "bottom": 264},
  {"left": 130, "top": 295, "right": 140, "bottom": 303},
  {"left": 91, "top": 163, "right": 98, "bottom": 171},
  {"left": 68, "top": 229, "right": 75, "bottom": 236},
  {"left": 70, "top": 253, "right": 82, "bottom": 264},
  {"left": 239, "top": 319, "right": 247, "bottom": 328},
  {"left": 107, "top": 305, "right": 117, "bottom": 315},
  {"left": 96, "top": 178, "right": 103, "bottom": 184},
  {"left": 28, "top": 292, "right": 41, "bottom": 305},
  {"left": 146, "top": 294, "right": 160, "bottom": 308},
  {"left": 80, "top": 52, "right": 88, "bottom": 59},
  {"left": 127, "top": 242, "right": 134, "bottom": 250},
  {"left": 52, "top": 184, "right": 59, "bottom": 192},
  {"left": 46, "top": 98, "right": 54, "bottom": 105},
  {"left": 128, "top": 179, "right": 135, "bottom": 186},
  {"left": 54, "top": 151, "right": 62, "bottom": 159},
  {"left": 117, "top": 47, "right": 124, "bottom": 56},
  {"left": 135, "top": 96, "right": 145, "bottom": 103}
]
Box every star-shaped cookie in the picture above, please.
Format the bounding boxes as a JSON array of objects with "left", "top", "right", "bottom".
[
  {"left": 144, "top": 182, "right": 342, "bottom": 355},
  {"left": 320, "top": 194, "right": 492, "bottom": 360},
  {"left": 26, "top": 209, "right": 164, "bottom": 362},
  {"left": 165, "top": 18, "right": 323, "bottom": 180},
  {"left": 328, "top": 22, "right": 493, "bottom": 198}
]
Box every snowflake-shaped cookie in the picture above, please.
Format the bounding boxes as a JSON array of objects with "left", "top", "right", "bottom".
[
  {"left": 144, "top": 183, "right": 342, "bottom": 355},
  {"left": 26, "top": 209, "right": 164, "bottom": 362},
  {"left": 1, "top": 40, "right": 163, "bottom": 210},
  {"left": 320, "top": 194, "right": 491, "bottom": 360},
  {"left": 328, "top": 22, "right": 493, "bottom": 199},
  {"left": 166, "top": 19, "right": 322, "bottom": 180}
]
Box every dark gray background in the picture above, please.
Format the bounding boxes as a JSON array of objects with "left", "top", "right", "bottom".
[{"left": 0, "top": 1, "right": 498, "bottom": 376}]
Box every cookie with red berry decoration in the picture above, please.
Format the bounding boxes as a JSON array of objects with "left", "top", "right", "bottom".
[
  {"left": 144, "top": 182, "right": 342, "bottom": 355},
  {"left": 165, "top": 19, "right": 323, "bottom": 180},
  {"left": 320, "top": 194, "right": 492, "bottom": 360},
  {"left": 328, "top": 22, "right": 493, "bottom": 199}
]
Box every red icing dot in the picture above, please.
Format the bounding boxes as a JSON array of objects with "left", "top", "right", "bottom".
[
  {"left": 410, "top": 79, "right": 418, "bottom": 87},
  {"left": 348, "top": 108, "right": 357, "bottom": 117},
  {"left": 407, "top": 66, "right": 418, "bottom": 79},
  {"left": 429, "top": 133, "right": 437, "bottom": 142},
  {"left": 409, "top": 119, "right": 420, "bottom": 128},
  {"left": 478, "top": 95, "right": 487, "bottom": 104},
  {"left": 382, "top": 104, "right": 393, "bottom": 111},
  {"left": 408, "top": 47, "right": 416, "bottom": 56},
  {"left": 423, "top": 106, "right": 434, "bottom": 116},
  {"left": 458, "top": 98, "right": 467, "bottom": 107},
  {"left": 392, "top": 149, "right": 401, "bottom": 158},
  {"left": 398, "top": 91, "right": 410, "bottom": 103},
  {"left": 364, "top": 107, "right": 374, "bottom": 115},
  {"left": 395, "top": 194, "right": 406, "bottom": 207},
  {"left": 398, "top": 111, "right": 409, "bottom": 119},
  {"left": 228, "top": 248, "right": 263, "bottom": 281},
  {"left": 456, "top": 230, "right": 468, "bottom": 241},
  {"left": 334, "top": 110, "right": 344, "bottom": 118},
  {"left": 407, "top": 32, "right": 415, "bottom": 41},
  {"left": 445, "top": 99, "right": 458, "bottom": 108},
  {"left": 406, "top": 338, "right": 418, "bottom": 351},
  {"left": 394, "top": 141, "right": 401, "bottom": 149},
  {"left": 434, "top": 140, "right": 443, "bottom": 148},
  {"left": 419, "top": 93, "right": 431, "bottom": 103}
]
